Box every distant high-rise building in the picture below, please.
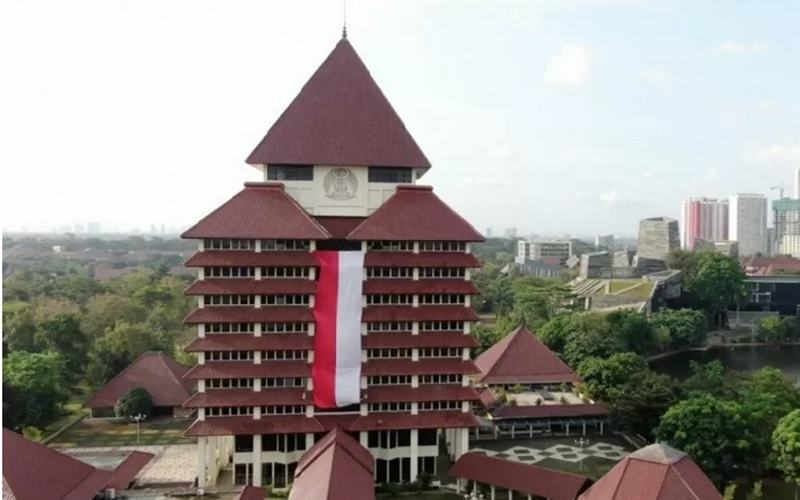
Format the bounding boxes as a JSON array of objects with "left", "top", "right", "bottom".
[
  {"left": 773, "top": 198, "right": 800, "bottom": 257},
  {"left": 680, "top": 197, "right": 728, "bottom": 249},
  {"left": 795, "top": 167, "right": 800, "bottom": 199},
  {"left": 504, "top": 227, "right": 518, "bottom": 239},
  {"left": 485, "top": 227, "right": 493, "bottom": 238},
  {"left": 595, "top": 234, "right": 614, "bottom": 249},
  {"left": 637, "top": 217, "right": 679, "bottom": 261},
  {"left": 730, "top": 194, "right": 768, "bottom": 256}
]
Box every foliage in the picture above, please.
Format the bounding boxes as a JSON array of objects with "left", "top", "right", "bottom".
[
  {"left": 681, "top": 360, "right": 743, "bottom": 399},
  {"left": 650, "top": 309, "right": 709, "bottom": 349},
  {"left": 605, "top": 310, "right": 657, "bottom": 354},
  {"left": 723, "top": 483, "right": 737, "bottom": 500},
  {"left": 3, "top": 351, "right": 70, "bottom": 430},
  {"left": 563, "top": 327, "right": 624, "bottom": 367},
  {"left": 33, "top": 314, "right": 89, "bottom": 385},
  {"left": 757, "top": 316, "right": 800, "bottom": 343},
  {"left": 772, "top": 409, "right": 800, "bottom": 487},
  {"left": 87, "top": 322, "right": 171, "bottom": 387},
  {"left": 746, "top": 481, "right": 764, "bottom": 500},
  {"left": 610, "top": 369, "right": 677, "bottom": 439},
  {"left": 577, "top": 353, "right": 649, "bottom": 402},
  {"left": 537, "top": 314, "right": 574, "bottom": 352},
  {"left": 688, "top": 253, "right": 746, "bottom": 326},
  {"left": 657, "top": 394, "right": 758, "bottom": 486},
  {"left": 115, "top": 388, "right": 154, "bottom": 419},
  {"left": 82, "top": 293, "right": 146, "bottom": 339},
  {"left": 470, "top": 324, "right": 504, "bottom": 356},
  {"left": 509, "top": 277, "right": 577, "bottom": 329}
]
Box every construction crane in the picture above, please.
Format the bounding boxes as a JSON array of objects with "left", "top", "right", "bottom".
[{"left": 771, "top": 185, "right": 787, "bottom": 198}]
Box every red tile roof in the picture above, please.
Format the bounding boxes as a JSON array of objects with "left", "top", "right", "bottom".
[
  {"left": 363, "top": 332, "right": 478, "bottom": 349},
  {"left": 184, "top": 388, "right": 308, "bottom": 408},
  {"left": 184, "top": 251, "right": 317, "bottom": 268},
  {"left": 246, "top": 38, "right": 430, "bottom": 171},
  {"left": 289, "top": 427, "right": 375, "bottom": 500},
  {"left": 363, "top": 279, "right": 479, "bottom": 295},
  {"left": 363, "top": 358, "right": 480, "bottom": 376},
  {"left": 184, "top": 361, "right": 310, "bottom": 380},
  {"left": 185, "top": 334, "right": 313, "bottom": 352},
  {"left": 348, "top": 186, "right": 484, "bottom": 242},
  {"left": 364, "top": 252, "right": 482, "bottom": 268},
  {"left": 365, "top": 385, "right": 478, "bottom": 403},
  {"left": 183, "top": 306, "right": 314, "bottom": 324},
  {"left": 450, "top": 452, "right": 591, "bottom": 500},
  {"left": 362, "top": 305, "right": 479, "bottom": 322},
  {"left": 314, "top": 216, "right": 367, "bottom": 239},
  {"left": 475, "top": 326, "right": 579, "bottom": 385},
  {"left": 350, "top": 411, "right": 479, "bottom": 431},
  {"left": 742, "top": 255, "right": 800, "bottom": 276},
  {"left": 182, "top": 183, "right": 331, "bottom": 240},
  {"left": 185, "top": 279, "right": 317, "bottom": 295},
  {"left": 579, "top": 443, "right": 721, "bottom": 500},
  {"left": 185, "top": 415, "right": 324, "bottom": 436},
  {"left": 3, "top": 429, "right": 114, "bottom": 500},
  {"left": 105, "top": 451, "right": 155, "bottom": 490},
  {"left": 238, "top": 486, "right": 268, "bottom": 500},
  {"left": 491, "top": 403, "right": 609, "bottom": 420},
  {"left": 86, "top": 352, "right": 192, "bottom": 409}
]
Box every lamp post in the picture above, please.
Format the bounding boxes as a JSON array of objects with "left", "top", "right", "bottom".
[
  {"left": 574, "top": 437, "right": 590, "bottom": 472},
  {"left": 132, "top": 414, "right": 146, "bottom": 444}
]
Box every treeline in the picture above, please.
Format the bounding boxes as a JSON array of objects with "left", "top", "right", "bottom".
[{"left": 3, "top": 262, "right": 194, "bottom": 431}]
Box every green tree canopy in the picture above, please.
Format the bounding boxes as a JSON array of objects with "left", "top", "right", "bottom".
[
  {"left": 650, "top": 309, "right": 709, "bottom": 349},
  {"left": 772, "top": 409, "right": 800, "bottom": 488},
  {"left": 33, "top": 314, "right": 89, "bottom": 385},
  {"left": 115, "top": 388, "right": 154, "bottom": 419},
  {"left": 605, "top": 310, "right": 657, "bottom": 355},
  {"left": 688, "top": 253, "right": 746, "bottom": 326},
  {"left": 3, "top": 351, "right": 69, "bottom": 429},
  {"left": 577, "top": 352, "right": 649, "bottom": 402}
]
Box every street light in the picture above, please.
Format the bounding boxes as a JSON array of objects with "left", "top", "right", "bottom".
[{"left": 131, "top": 414, "right": 146, "bottom": 444}]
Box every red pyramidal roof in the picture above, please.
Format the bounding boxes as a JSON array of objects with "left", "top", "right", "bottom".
[
  {"left": 87, "top": 352, "right": 193, "bottom": 409},
  {"left": 475, "top": 325, "right": 579, "bottom": 385},
  {"left": 182, "top": 182, "right": 331, "bottom": 240},
  {"left": 289, "top": 427, "right": 375, "bottom": 500},
  {"left": 247, "top": 37, "right": 430, "bottom": 171},
  {"left": 579, "top": 443, "right": 722, "bottom": 500},
  {"left": 347, "top": 185, "right": 484, "bottom": 241}
]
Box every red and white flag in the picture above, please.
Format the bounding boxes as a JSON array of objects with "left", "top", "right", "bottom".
[{"left": 312, "top": 250, "right": 364, "bottom": 408}]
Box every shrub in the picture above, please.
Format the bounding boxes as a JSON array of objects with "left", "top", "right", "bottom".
[{"left": 115, "top": 387, "right": 153, "bottom": 419}]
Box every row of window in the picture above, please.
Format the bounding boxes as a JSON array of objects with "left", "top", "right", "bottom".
[
  {"left": 203, "top": 294, "right": 310, "bottom": 306},
  {"left": 206, "top": 350, "right": 308, "bottom": 362},
  {"left": 204, "top": 239, "right": 310, "bottom": 251},
  {"left": 366, "top": 401, "right": 463, "bottom": 412},
  {"left": 235, "top": 433, "right": 307, "bottom": 453},
  {"left": 204, "top": 267, "right": 311, "bottom": 278},
  {"left": 366, "top": 348, "right": 462, "bottom": 359},
  {"left": 266, "top": 165, "right": 413, "bottom": 184},
  {"left": 203, "top": 321, "right": 464, "bottom": 334},
  {"left": 206, "top": 405, "right": 305, "bottom": 417},
  {"left": 366, "top": 374, "right": 462, "bottom": 385},
  {"left": 367, "top": 241, "right": 467, "bottom": 252},
  {"left": 206, "top": 377, "right": 306, "bottom": 389},
  {"left": 364, "top": 294, "right": 464, "bottom": 306}
]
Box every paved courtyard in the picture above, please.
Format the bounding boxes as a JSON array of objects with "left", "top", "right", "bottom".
[
  {"left": 472, "top": 441, "right": 628, "bottom": 464},
  {"left": 62, "top": 444, "right": 196, "bottom": 486}
]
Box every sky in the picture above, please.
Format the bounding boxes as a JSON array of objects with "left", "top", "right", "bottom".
[{"left": 2, "top": 0, "right": 799, "bottom": 237}]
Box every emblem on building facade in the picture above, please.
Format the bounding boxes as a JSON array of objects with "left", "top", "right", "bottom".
[{"left": 323, "top": 167, "right": 358, "bottom": 200}]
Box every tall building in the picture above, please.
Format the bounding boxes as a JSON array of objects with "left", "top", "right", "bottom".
[
  {"left": 637, "top": 217, "right": 679, "bottom": 261},
  {"left": 515, "top": 240, "right": 573, "bottom": 265},
  {"left": 730, "top": 194, "right": 768, "bottom": 256},
  {"left": 595, "top": 234, "right": 614, "bottom": 249},
  {"left": 773, "top": 198, "right": 800, "bottom": 257},
  {"left": 680, "top": 197, "right": 728, "bottom": 249},
  {"left": 181, "top": 35, "right": 482, "bottom": 489}
]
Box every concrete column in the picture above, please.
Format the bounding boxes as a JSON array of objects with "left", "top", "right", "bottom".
[
  {"left": 459, "top": 427, "right": 469, "bottom": 459},
  {"left": 491, "top": 485, "right": 496, "bottom": 500},
  {"left": 508, "top": 489, "right": 513, "bottom": 500},
  {"left": 582, "top": 422, "right": 587, "bottom": 435},
  {"left": 306, "top": 433, "right": 314, "bottom": 450},
  {"left": 600, "top": 421, "right": 604, "bottom": 434},
  {"left": 410, "top": 429, "right": 419, "bottom": 483},
  {"left": 198, "top": 324, "right": 205, "bottom": 339},
  {"left": 197, "top": 437, "right": 207, "bottom": 491},
  {"left": 254, "top": 322, "right": 261, "bottom": 337},
  {"left": 360, "top": 431, "right": 369, "bottom": 448},
  {"left": 252, "top": 435, "right": 262, "bottom": 486}
]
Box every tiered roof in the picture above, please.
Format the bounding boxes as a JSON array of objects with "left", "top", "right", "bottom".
[
  {"left": 86, "top": 352, "right": 192, "bottom": 409},
  {"left": 288, "top": 428, "right": 375, "bottom": 500},
  {"left": 246, "top": 38, "right": 430, "bottom": 171},
  {"left": 475, "top": 326, "right": 579, "bottom": 385},
  {"left": 579, "top": 443, "right": 722, "bottom": 500}
]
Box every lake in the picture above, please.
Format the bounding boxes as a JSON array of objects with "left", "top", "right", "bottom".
[{"left": 650, "top": 344, "right": 800, "bottom": 380}]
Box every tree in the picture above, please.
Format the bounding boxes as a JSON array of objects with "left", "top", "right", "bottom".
[
  {"left": 33, "top": 314, "right": 89, "bottom": 386},
  {"left": 606, "top": 310, "right": 657, "bottom": 355},
  {"left": 83, "top": 293, "right": 146, "bottom": 339},
  {"left": 510, "top": 277, "right": 577, "bottom": 329},
  {"left": 3, "top": 351, "right": 69, "bottom": 429},
  {"left": 742, "top": 368, "right": 800, "bottom": 469},
  {"left": 610, "top": 369, "right": 676, "bottom": 439},
  {"left": 758, "top": 315, "right": 791, "bottom": 343},
  {"left": 681, "top": 360, "right": 744, "bottom": 399},
  {"left": 3, "top": 302, "right": 37, "bottom": 352},
  {"left": 115, "top": 388, "right": 154, "bottom": 418},
  {"left": 470, "top": 324, "right": 504, "bottom": 356},
  {"left": 650, "top": 309, "right": 709, "bottom": 349},
  {"left": 772, "top": 409, "right": 800, "bottom": 488},
  {"left": 657, "top": 394, "right": 758, "bottom": 486},
  {"left": 87, "top": 322, "right": 170, "bottom": 386},
  {"left": 577, "top": 353, "right": 649, "bottom": 402},
  {"left": 688, "top": 253, "right": 746, "bottom": 327},
  {"left": 537, "top": 314, "right": 574, "bottom": 353},
  {"left": 563, "top": 328, "right": 624, "bottom": 367}
]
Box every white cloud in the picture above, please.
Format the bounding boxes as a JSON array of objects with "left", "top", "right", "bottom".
[
  {"left": 544, "top": 45, "right": 590, "bottom": 86},
  {"left": 742, "top": 144, "right": 800, "bottom": 164},
  {"left": 598, "top": 190, "right": 618, "bottom": 205},
  {"left": 717, "top": 41, "right": 768, "bottom": 54},
  {"left": 640, "top": 67, "right": 667, "bottom": 83}
]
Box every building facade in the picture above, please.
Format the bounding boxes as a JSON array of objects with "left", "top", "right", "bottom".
[
  {"left": 730, "top": 193, "right": 768, "bottom": 256},
  {"left": 181, "top": 36, "right": 482, "bottom": 489},
  {"left": 772, "top": 198, "right": 800, "bottom": 257},
  {"left": 515, "top": 240, "right": 573, "bottom": 264},
  {"left": 680, "top": 197, "right": 728, "bottom": 250},
  {"left": 637, "top": 217, "right": 679, "bottom": 262}
]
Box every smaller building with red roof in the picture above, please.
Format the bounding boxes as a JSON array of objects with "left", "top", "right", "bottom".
[
  {"left": 579, "top": 443, "right": 722, "bottom": 500},
  {"left": 86, "top": 352, "right": 193, "bottom": 418}
]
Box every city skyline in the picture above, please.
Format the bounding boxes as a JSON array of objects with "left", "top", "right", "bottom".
[{"left": 2, "top": 1, "right": 800, "bottom": 236}]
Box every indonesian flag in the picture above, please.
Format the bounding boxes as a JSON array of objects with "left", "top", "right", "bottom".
[{"left": 312, "top": 251, "right": 364, "bottom": 408}]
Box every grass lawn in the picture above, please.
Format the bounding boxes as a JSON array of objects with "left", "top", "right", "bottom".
[
  {"left": 49, "top": 418, "right": 194, "bottom": 448},
  {"left": 40, "top": 389, "right": 91, "bottom": 442},
  {"left": 607, "top": 280, "right": 640, "bottom": 293}
]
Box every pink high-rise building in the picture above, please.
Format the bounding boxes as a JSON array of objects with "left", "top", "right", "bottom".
[{"left": 681, "top": 197, "right": 729, "bottom": 250}]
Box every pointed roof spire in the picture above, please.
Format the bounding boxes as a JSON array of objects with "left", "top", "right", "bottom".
[{"left": 342, "top": 0, "right": 348, "bottom": 39}]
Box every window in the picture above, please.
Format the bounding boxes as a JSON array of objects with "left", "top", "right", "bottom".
[
  {"left": 419, "top": 429, "right": 437, "bottom": 446},
  {"left": 204, "top": 267, "right": 254, "bottom": 278},
  {"left": 262, "top": 322, "right": 309, "bottom": 334},
  {"left": 368, "top": 348, "right": 411, "bottom": 359},
  {"left": 207, "top": 406, "right": 253, "bottom": 417},
  {"left": 368, "top": 375, "right": 411, "bottom": 386},
  {"left": 367, "top": 322, "right": 411, "bottom": 333},
  {"left": 207, "top": 378, "right": 253, "bottom": 389},
  {"left": 420, "top": 374, "right": 462, "bottom": 385},
  {"left": 368, "top": 402, "right": 411, "bottom": 413},
  {"left": 267, "top": 165, "right": 313, "bottom": 181},
  {"left": 368, "top": 167, "right": 413, "bottom": 183},
  {"left": 204, "top": 294, "right": 254, "bottom": 306},
  {"left": 419, "top": 241, "right": 466, "bottom": 252},
  {"left": 420, "top": 321, "right": 464, "bottom": 332},
  {"left": 368, "top": 430, "right": 412, "bottom": 449},
  {"left": 420, "top": 348, "right": 461, "bottom": 358},
  {"left": 235, "top": 435, "right": 253, "bottom": 452},
  {"left": 262, "top": 294, "right": 310, "bottom": 306},
  {"left": 419, "top": 401, "right": 461, "bottom": 411},
  {"left": 419, "top": 294, "right": 465, "bottom": 305},
  {"left": 366, "top": 294, "right": 413, "bottom": 306},
  {"left": 367, "top": 241, "right": 413, "bottom": 252},
  {"left": 261, "top": 239, "right": 310, "bottom": 251},
  {"left": 420, "top": 267, "right": 465, "bottom": 279},
  {"left": 262, "top": 377, "right": 305, "bottom": 388},
  {"left": 206, "top": 323, "right": 254, "bottom": 334},
  {"left": 264, "top": 433, "right": 306, "bottom": 452},
  {"left": 208, "top": 351, "right": 253, "bottom": 361},
  {"left": 261, "top": 267, "right": 310, "bottom": 278},
  {"left": 204, "top": 239, "right": 254, "bottom": 251},
  {"left": 262, "top": 350, "right": 308, "bottom": 361},
  {"left": 262, "top": 405, "right": 305, "bottom": 415},
  {"left": 367, "top": 267, "right": 413, "bottom": 278}
]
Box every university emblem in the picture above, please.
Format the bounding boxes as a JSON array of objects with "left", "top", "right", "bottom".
[{"left": 323, "top": 167, "right": 358, "bottom": 201}]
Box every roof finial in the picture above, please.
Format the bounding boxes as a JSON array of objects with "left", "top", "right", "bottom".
[{"left": 342, "top": 0, "right": 348, "bottom": 39}]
